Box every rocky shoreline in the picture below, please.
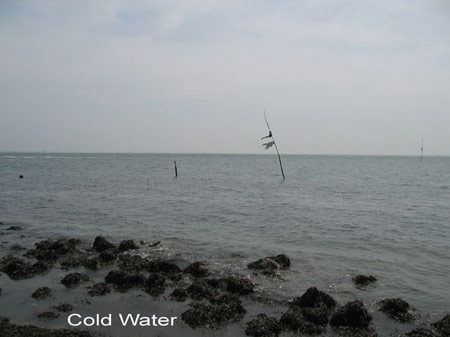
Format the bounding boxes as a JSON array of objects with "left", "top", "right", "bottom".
[{"left": 0, "top": 228, "right": 449, "bottom": 337}]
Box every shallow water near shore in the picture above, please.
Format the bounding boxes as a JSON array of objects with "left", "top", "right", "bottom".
[{"left": 1, "top": 153, "right": 449, "bottom": 336}]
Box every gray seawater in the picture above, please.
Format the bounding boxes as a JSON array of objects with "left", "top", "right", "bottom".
[{"left": 1, "top": 153, "right": 449, "bottom": 333}]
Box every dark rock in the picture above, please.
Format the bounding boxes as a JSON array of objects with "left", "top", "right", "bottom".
[
  {"left": 37, "top": 311, "right": 60, "bottom": 320},
  {"left": 272, "top": 254, "right": 290, "bottom": 268},
  {"left": 406, "top": 328, "right": 438, "bottom": 337},
  {"left": 353, "top": 275, "right": 377, "bottom": 286},
  {"left": 301, "top": 306, "right": 329, "bottom": 325},
  {"left": 55, "top": 304, "right": 74, "bottom": 313},
  {"left": 291, "top": 287, "right": 337, "bottom": 312},
  {"left": 61, "top": 273, "right": 89, "bottom": 288},
  {"left": 99, "top": 250, "right": 117, "bottom": 263},
  {"left": 0, "top": 317, "right": 93, "bottom": 337},
  {"left": 248, "top": 258, "right": 279, "bottom": 276},
  {"left": 83, "top": 257, "right": 102, "bottom": 271},
  {"left": 431, "top": 314, "right": 450, "bottom": 336},
  {"left": 92, "top": 236, "right": 116, "bottom": 252},
  {"left": 149, "top": 241, "right": 161, "bottom": 247},
  {"left": 0, "top": 255, "right": 50, "bottom": 280},
  {"left": 209, "top": 293, "right": 240, "bottom": 305},
  {"left": 104, "top": 270, "right": 145, "bottom": 290},
  {"left": 222, "top": 275, "right": 255, "bottom": 295},
  {"left": 184, "top": 261, "right": 210, "bottom": 277},
  {"left": 330, "top": 300, "right": 372, "bottom": 328},
  {"left": 181, "top": 302, "right": 246, "bottom": 329},
  {"left": 10, "top": 244, "right": 26, "bottom": 251},
  {"left": 248, "top": 254, "right": 290, "bottom": 277},
  {"left": 60, "top": 256, "right": 87, "bottom": 270},
  {"left": 245, "top": 313, "right": 283, "bottom": 337},
  {"left": 187, "top": 279, "right": 219, "bottom": 301},
  {"left": 379, "top": 298, "right": 414, "bottom": 322},
  {"left": 147, "top": 258, "right": 181, "bottom": 273},
  {"left": 6, "top": 226, "right": 22, "bottom": 231},
  {"left": 32, "top": 260, "right": 52, "bottom": 274},
  {"left": 145, "top": 274, "right": 166, "bottom": 296},
  {"left": 68, "top": 238, "right": 81, "bottom": 246},
  {"left": 88, "top": 282, "right": 111, "bottom": 296},
  {"left": 280, "top": 307, "right": 325, "bottom": 334},
  {"left": 118, "top": 254, "right": 150, "bottom": 273},
  {"left": 25, "top": 239, "right": 81, "bottom": 263},
  {"left": 31, "top": 287, "right": 52, "bottom": 300},
  {"left": 118, "top": 240, "right": 142, "bottom": 252},
  {"left": 170, "top": 288, "right": 188, "bottom": 302}
]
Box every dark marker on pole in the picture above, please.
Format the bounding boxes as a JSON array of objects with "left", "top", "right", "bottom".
[
  {"left": 263, "top": 111, "right": 285, "bottom": 180},
  {"left": 174, "top": 160, "right": 178, "bottom": 178}
]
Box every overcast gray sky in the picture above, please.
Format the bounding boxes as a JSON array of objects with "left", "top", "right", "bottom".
[{"left": 1, "top": 0, "right": 449, "bottom": 155}]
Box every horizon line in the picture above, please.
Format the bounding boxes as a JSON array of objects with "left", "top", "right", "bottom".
[{"left": 0, "top": 151, "right": 448, "bottom": 157}]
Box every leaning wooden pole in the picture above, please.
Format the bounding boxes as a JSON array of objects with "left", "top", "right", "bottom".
[{"left": 264, "top": 112, "right": 285, "bottom": 180}]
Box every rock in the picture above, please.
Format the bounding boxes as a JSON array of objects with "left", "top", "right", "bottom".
[
  {"left": 60, "top": 256, "right": 87, "bottom": 270},
  {"left": 301, "top": 306, "right": 329, "bottom": 325},
  {"left": 0, "top": 317, "right": 93, "bottom": 336},
  {"left": 222, "top": 275, "right": 255, "bottom": 295},
  {"left": 68, "top": 238, "right": 81, "bottom": 246},
  {"left": 406, "top": 328, "right": 438, "bottom": 337},
  {"left": 245, "top": 314, "right": 283, "bottom": 337},
  {"left": 99, "top": 250, "right": 117, "bottom": 263},
  {"left": 104, "top": 270, "right": 145, "bottom": 290},
  {"left": 209, "top": 293, "right": 240, "bottom": 305},
  {"left": 10, "top": 244, "right": 26, "bottom": 251},
  {"left": 431, "top": 314, "right": 450, "bottom": 336},
  {"left": 290, "top": 287, "right": 337, "bottom": 312},
  {"left": 6, "top": 226, "right": 22, "bottom": 231},
  {"left": 147, "top": 258, "right": 181, "bottom": 273},
  {"left": 247, "top": 259, "right": 278, "bottom": 277},
  {"left": 55, "top": 304, "right": 74, "bottom": 313},
  {"left": 272, "top": 254, "right": 290, "bottom": 268},
  {"left": 118, "top": 240, "right": 142, "bottom": 252},
  {"left": 330, "top": 300, "right": 372, "bottom": 328},
  {"left": 353, "top": 275, "right": 377, "bottom": 286},
  {"left": 0, "top": 255, "right": 50, "bottom": 280},
  {"left": 118, "top": 254, "right": 150, "bottom": 273},
  {"left": 279, "top": 307, "right": 325, "bottom": 334},
  {"left": 31, "top": 287, "right": 52, "bottom": 300},
  {"left": 88, "top": 282, "right": 111, "bottom": 296},
  {"left": 83, "top": 257, "right": 102, "bottom": 270},
  {"left": 37, "top": 311, "right": 60, "bottom": 320},
  {"left": 379, "top": 298, "right": 414, "bottom": 322},
  {"left": 92, "top": 236, "right": 116, "bottom": 252},
  {"left": 170, "top": 288, "right": 188, "bottom": 302},
  {"left": 25, "top": 238, "right": 81, "bottom": 263},
  {"left": 33, "top": 260, "right": 53, "bottom": 274},
  {"left": 60, "top": 273, "right": 89, "bottom": 288},
  {"left": 187, "top": 279, "right": 219, "bottom": 301},
  {"left": 183, "top": 261, "right": 210, "bottom": 277},
  {"left": 181, "top": 302, "right": 246, "bottom": 329},
  {"left": 145, "top": 274, "right": 166, "bottom": 296},
  {"left": 248, "top": 254, "right": 290, "bottom": 276}
]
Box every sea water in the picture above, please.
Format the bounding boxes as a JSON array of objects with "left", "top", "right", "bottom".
[{"left": 1, "top": 153, "right": 449, "bottom": 319}]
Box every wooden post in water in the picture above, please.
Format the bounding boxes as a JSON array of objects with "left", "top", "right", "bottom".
[
  {"left": 174, "top": 160, "right": 178, "bottom": 177},
  {"left": 420, "top": 138, "right": 424, "bottom": 162}
]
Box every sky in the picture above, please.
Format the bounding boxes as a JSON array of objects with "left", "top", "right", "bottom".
[{"left": 1, "top": 0, "right": 449, "bottom": 155}]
